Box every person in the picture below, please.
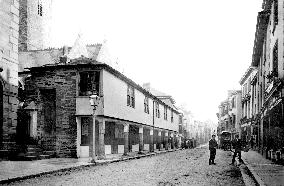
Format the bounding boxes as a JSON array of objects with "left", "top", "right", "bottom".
[
  {"left": 209, "top": 134, "right": 218, "bottom": 165},
  {"left": 250, "top": 137, "right": 254, "bottom": 150},
  {"left": 231, "top": 135, "right": 243, "bottom": 165}
]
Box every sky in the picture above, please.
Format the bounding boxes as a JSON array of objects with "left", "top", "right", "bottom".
[{"left": 50, "top": 0, "right": 263, "bottom": 123}]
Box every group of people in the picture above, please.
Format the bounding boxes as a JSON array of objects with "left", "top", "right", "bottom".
[{"left": 209, "top": 134, "right": 243, "bottom": 165}]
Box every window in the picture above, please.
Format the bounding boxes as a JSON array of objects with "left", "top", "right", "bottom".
[
  {"left": 38, "top": 0, "right": 43, "bottom": 16},
  {"left": 272, "top": 41, "right": 278, "bottom": 75},
  {"left": 171, "top": 109, "right": 174, "bottom": 123},
  {"left": 155, "top": 102, "right": 160, "bottom": 118},
  {"left": 231, "top": 97, "right": 235, "bottom": 108},
  {"left": 164, "top": 105, "right": 167, "bottom": 120},
  {"left": 127, "top": 85, "right": 135, "bottom": 108},
  {"left": 273, "top": 0, "right": 278, "bottom": 32},
  {"left": 79, "top": 71, "right": 100, "bottom": 96},
  {"left": 144, "top": 97, "right": 149, "bottom": 114}
]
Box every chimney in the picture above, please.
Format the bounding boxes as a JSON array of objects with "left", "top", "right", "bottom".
[
  {"left": 62, "top": 45, "right": 69, "bottom": 56},
  {"left": 143, "top": 82, "right": 151, "bottom": 91}
]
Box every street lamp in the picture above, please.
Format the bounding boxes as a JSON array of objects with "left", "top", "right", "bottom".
[{"left": 89, "top": 93, "right": 100, "bottom": 163}]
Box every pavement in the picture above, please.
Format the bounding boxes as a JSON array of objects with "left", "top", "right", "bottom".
[
  {"left": 242, "top": 150, "right": 284, "bottom": 186},
  {"left": 0, "top": 148, "right": 175, "bottom": 184}
]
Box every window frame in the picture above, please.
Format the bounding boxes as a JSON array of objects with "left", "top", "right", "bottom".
[
  {"left": 144, "top": 96, "right": 149, "bottom": 114},
  {"left": 127, "top": 85, "right": 135, "bottom": 108},
  {"left": 164, "top": 105, "right": 167, "bottom": 120}
]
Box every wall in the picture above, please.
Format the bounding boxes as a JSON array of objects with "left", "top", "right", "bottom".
[
  {"left": 103, "top": 70, "right": 179, "bottom": 132},
  {"left": 0, "top": 0, "right": 19, "bottom": 153},
  {"left": 19, "top": 0, "right": 52, "bottom": 51},
  {"left": 24, "top": 68, "right": 78, "bottom": 157}
]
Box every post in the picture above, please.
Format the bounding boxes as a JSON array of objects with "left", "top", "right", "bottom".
[
  {"left": 123, "top": 123, "right": 129, "bottom": 155},
  {"left": 138, "top": 126, "right": 144, "bottom": 153},
  {"left": 158, "top": 130, "right": 161, "bottom": 150},
  {"left": 150, "top": 128, "right": 154, "bottom": 152},
  {"left": 171, "top": 133, "right": 174, "bottom": 149},
  {"left": 91, "top": 110, "right": 96, "bottom": 163},
  {"left": 165, "top": 131, "right": 168, "bottom": 150},
  {"left": 98, "top": 118, "right": 105, "bottom": 160}
]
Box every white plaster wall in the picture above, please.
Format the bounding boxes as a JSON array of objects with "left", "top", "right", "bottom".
[
  {"left": 103, "top": 70, "right": 153, "bottom": 125},
  {"left": 103, "top": 69, "right": 179, "bottom": 132}
]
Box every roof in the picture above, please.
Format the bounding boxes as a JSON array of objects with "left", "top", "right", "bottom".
[
  {"left": 239, "top": 66, "right": 257, "bottom": 85},
  {"left": 19, "top": 44, "right": 102, "bottom": 72},
  {"left": 23, "top": 58, "right": 181, "bottom": 114},
  {"left": 251, "top": 11, "right": 270, "bottom": 67}
]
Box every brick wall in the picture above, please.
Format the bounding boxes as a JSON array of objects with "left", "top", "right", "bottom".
[
  {"left": 24, "top": 68, "right": 78, "bottom": 157},
  {"left": 0, "top": 0, "right": 19, "bottom": 156}
]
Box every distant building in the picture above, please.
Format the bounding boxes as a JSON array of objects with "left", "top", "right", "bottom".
[
  {"left": 216, "top": 90, "right": 242, "bottom": 141},
  {"left": 239, "top": 67, "right": 258, "bottom": 142}
]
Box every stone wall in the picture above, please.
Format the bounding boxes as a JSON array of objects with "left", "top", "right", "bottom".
[
  {"left": 0, "top": 0, "right": 19, "bottom": 157},
  {"left": 23, "top": 68, "right": 78, "bottom": 157}
]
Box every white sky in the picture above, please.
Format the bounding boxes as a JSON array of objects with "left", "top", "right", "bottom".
[{"left": 50, "top": 0, "right": 263, "bottom": 123}]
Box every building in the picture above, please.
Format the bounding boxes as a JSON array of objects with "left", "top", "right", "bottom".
[
  {"left": 216, "top": 90, "right": 242, "bottom": 142},
  {"left": 0, "top": 0, "right": 20, "bottom": 158},
  {"left": 249, "top": 0, "right": 284, "bottom": 158},
  {"left": 18, "top": 44, "right": 181, "bottom": 159},
  {"left": 18, "top": 0, "right": 53, "bottom": 51},
  {"left": 239, "top": 67, "right": 258, "bottom": 142}
]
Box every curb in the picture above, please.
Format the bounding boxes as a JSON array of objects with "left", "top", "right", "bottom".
[
  {"left": 0, "top": 148, "right": 180, "bottom": 184},
  {"left": 242, "top": 159, "right": 266, "bottom": 186}
]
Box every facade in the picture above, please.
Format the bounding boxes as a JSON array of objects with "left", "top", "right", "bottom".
[
  {"left": 18, "top": 0, "right": 53, "bottom": 51},
  {"left": 18, "top": 50, "right": 181, "bottom": 158},
  {"left": 238, "top": 0, "right": 284, "bottom": 161},
  {"left": 0, "top": 0, "right": 20, "bottom": 158},
  {"left": 239, "top": 67, "right": 258, "bottom": 142},
  {"left": 216, "top": 90, "right": 242, "bottom": 141}
]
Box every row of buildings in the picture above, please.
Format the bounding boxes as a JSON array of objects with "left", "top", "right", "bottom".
[
  {"left": 217, "top": 0, "right": 284, "bottom": 161},
  {"left": 0, "top": 0, "right": 213, "bottom": 160}
]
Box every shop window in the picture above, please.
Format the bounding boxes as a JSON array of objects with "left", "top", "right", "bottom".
[
  {"left": 79, "top": 71, "right": 100, "bottom": 96},
  {"left": 81, "top": 117, "right": 91, "bottom": 145}
]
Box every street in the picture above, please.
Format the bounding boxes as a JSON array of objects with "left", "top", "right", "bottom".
[{"left": 5, "top": 146, "right": 247, "bottom": 186}]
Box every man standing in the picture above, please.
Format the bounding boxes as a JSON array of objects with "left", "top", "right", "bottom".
[
  {"left": 209, "top": 134, "right": 218, "bottom": 165},
  {"left": 231, "top": 135, "right": 243, "bottom": 165}
]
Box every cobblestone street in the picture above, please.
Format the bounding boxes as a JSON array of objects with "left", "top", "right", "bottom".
[{"left": 5, "top": 146, "right": 246, "bottom": 186}]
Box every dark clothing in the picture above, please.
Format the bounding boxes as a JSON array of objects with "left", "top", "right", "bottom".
[
  {"left": 209, "top": 139, "right": 218, "bottom": 165},
  {"left": 209, "top": 139, "right": 218, "bottom": 150},
  {"left": 231, "top": 138, "right": 243, "bottom": 164},
  {"left": 232, "top": 139, "right": 242, "bottom": 151}
]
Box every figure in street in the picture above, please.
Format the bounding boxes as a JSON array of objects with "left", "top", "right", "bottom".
[
  {"left": 209, "top": 134, "right": 218, "bottom": 165},
  {"left": 231, "top": 135, "right": 243, "bottom": 165}
]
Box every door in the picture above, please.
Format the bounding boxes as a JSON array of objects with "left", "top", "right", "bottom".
[{"left": 80, "top": 117, "right": 90, "bottom": 157}]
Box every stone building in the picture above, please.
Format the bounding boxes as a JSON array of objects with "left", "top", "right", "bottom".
[
  {"left": 18, "top": 44, "right": 181, "bottom": 159},
  {"left": 18, "top": 0, "right": 53, "bottom": 51},
  {"left": 0, "top": 0, "right": 20, "bottom": 158},
  {"left": 239, "top": 67, "right": 258, "bottom": 142}
]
